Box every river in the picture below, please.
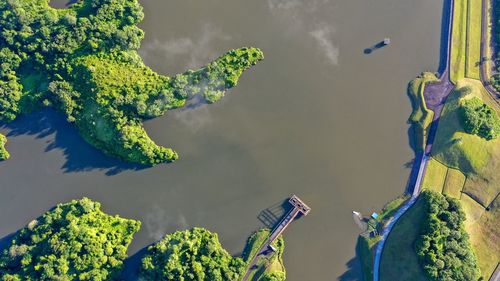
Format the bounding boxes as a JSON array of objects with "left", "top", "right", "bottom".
[{"left": 0, "top": 0, "right": 443, "bottom": 279}]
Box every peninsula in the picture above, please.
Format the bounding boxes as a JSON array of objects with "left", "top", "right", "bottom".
[{"left": 0, "top": 0, "right": 263, "bottom": 165}]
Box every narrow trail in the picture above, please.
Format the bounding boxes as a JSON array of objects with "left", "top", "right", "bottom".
[{"left": 372, "top": 0, "right": 455, "bottom": 280}]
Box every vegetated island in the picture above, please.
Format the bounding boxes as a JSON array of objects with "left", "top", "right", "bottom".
[
  {"left": 0, "top": 198, "right": 286, "bottom": 281},
  {"left": 0, "top": 0, "right": 263, "bottom": 165},
  {"left": 357, "top": 0, "right": 500, "bottom": 280}
]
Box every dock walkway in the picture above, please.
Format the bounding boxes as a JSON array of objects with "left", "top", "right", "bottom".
[{"left": 242, "top": 195, "right": 310, "bottom": 281}]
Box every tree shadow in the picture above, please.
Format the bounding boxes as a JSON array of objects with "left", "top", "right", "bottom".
[
  {"left": 1, "top": 108, "right": 147, "bottom": 176},
  {"left": 338, "top": 256, "right": 362, "bottom": 281},
  {"left": 0, "top": 232, "right": 16, "bottom": 253},
  {"left": 120, "top": 246, "right": 151, "bottom": 281}
]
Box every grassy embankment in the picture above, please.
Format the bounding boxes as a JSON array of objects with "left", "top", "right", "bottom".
[
  {"left": 382, "top": 80, "right": 500, "bottom": 280},
  {"left": 242, "top": 229, "right": 286, "bottom": 281},
  {"left": 380, "top": 0, "right": 499, "bottom": 278},
  {"left": 356, "top": 196, "right": 409, "bottom": 281},
  {"left": 408, "top": 72, "right": 439, "bottom": 152},
  {"left": 451, "top": 0, "right": 482, "bottom": 82}
]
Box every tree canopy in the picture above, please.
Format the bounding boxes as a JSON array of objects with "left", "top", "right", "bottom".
[
  {"left": 0, "top": 198, "right": 140, "bottom": 281},
  {"left": 458, "top": 97, "right": 500, "bottom": 140},
  {"left": 415, "top": 191, "right": 481, "bottom": 281},
  {"left": 0, "top": 134, "right": 9, "bottom": 160},
  {"left": 140, "top": 228, "right": 246, "bottom": 281},
  {"left": 0, "top": 0, "right": 263, "bottom": 165}
]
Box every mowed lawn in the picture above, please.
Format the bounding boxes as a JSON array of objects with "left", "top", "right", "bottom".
[
  {"left": 422, "top": 158, "right": 447, "bottom": 193},
  {"left": 443, "top": 168, "right": 466, "bottom": 198},
  {"left": 379, "top": 197, "right": 428, "bottom": 281},
  {"left": 466, "top": 0, "right": 482, "bottom": 79},
  {"left": 450, "top": 0, "right": 482, "bottom": 82},
  {"left": 468, "top": 197, "right": 500, "bottom": 278},
  {"left": 431, "top": 80, "right": 495, "bottom": 175},
  {"left": 451, "top": 0, "right": 468, "bottom": 83}
]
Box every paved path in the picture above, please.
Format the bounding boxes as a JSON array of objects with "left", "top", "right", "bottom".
[
  {"left": 480, "top": 0, "right": 500, "bottom": 106},
  {"left": 490, "top": 264, "right": 500, "bottom": 281},
  {"left": 372, "top": 0, "right": 455, "bottom": 280}
]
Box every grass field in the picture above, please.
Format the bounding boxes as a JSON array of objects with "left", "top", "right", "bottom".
[
  {"left": 242, "top": 229, "right": 286, "bottom": 281},
  {"left": 442, "top": 168, "right": 466, "bottom": 198},
  {"left": 451, "top": 0, "right": 468, "bottom": 83},
  {"left": 422, "top": 158, "right": 447, "bottom": 193},
  {"left": 466, "top": 0, "right": 482, "bottom": 79},
  {"left": 461, "top": 194, "right": 486, "bottom": 228},
  {"left": 379, "top": 197, "right": 428, "bottom": 281},
  {"left": 450, "top": 0, "right": 483, "bottom": 82},
  {"left": 469, "top": 197, "right": 500, "bottom": 278},
  {"left": 431, "top": 80, "right": 496, "bottom": 174}
]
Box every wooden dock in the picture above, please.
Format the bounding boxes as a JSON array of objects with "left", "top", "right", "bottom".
[{"left": 242, "top": 195, "right": 310, "bottom": 281}]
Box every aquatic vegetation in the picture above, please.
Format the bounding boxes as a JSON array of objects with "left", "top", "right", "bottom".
[
  {"left": 0, "top": 0, "right": 263, "bottom": 165},
  {"left": 0, "top": 198, "right": 140, "bottom": 280}
]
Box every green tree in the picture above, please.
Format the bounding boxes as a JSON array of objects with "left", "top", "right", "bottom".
[
  {"left": 141, "top": 228, "right": 246, "bottom": 281},
  {"left": 415, "top": 191, "right": 481, "bottom": 281},
  {"left": 0, "top": 198, "right": 140, "bottom": 281},
  {"left": 0, "top": 133, "right": 9, "bottom": 160},
  {"left": 459, "top": 97, "right": 500, "bottom": 140}
]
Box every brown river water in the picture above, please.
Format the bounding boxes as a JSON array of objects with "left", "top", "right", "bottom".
[{"left": 0, "top": 0, "right": 444, "bottom": 279}]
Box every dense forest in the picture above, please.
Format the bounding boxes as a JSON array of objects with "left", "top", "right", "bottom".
[
  {"left": 459, "top": 97, "right": 500, "bottom": 140},
  {"left": 140, "top": 228, "right": 246, "bottom": 281},
  {"left": 415, "top": 191, "right": 480, "bottom": 281},
  {"left": 0, "top": 198, "right": 140, "bottom": 280},
  {"left": 0, "top": 0, "right": 263, "bottom": 164}
]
